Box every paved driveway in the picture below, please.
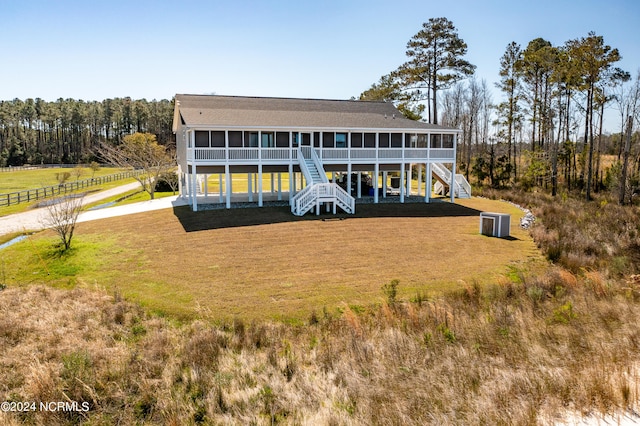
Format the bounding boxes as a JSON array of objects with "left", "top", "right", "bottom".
[{"left": 0, "top": 183, "right": 187, "bottom": 236}]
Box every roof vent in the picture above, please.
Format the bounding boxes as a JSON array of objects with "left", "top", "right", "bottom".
[
  {"left": 392, "top": 114, "right": 396, "bottom": 119},
  {"left": 384, "top": 113, "right": 387, "bottom": 119}
]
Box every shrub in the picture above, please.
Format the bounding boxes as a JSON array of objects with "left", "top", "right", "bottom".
[
  {"left": 154, "top": 171, "right": 179, "bottom": 193},
  {"left": 382, "top": 279, "right": 399, "bottom": 305},
  {"left": 549, "top": 301, "right": 577, "bottom": 324}
]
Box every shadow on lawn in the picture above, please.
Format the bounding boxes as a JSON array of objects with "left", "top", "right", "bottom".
[{"left": 173, "top": 201, "right": 483, "bottom": 232}]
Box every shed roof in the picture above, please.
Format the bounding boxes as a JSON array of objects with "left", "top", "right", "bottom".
[{"left": 173, "top": 94, "right": 458, "bottom": 132}]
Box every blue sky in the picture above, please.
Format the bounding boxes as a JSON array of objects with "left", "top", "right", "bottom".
[{"left": 1, "top": 0, "right": 639, "bottom": 108}]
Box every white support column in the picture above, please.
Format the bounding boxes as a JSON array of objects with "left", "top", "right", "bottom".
[
  {"left": 248, "top": 173, "right": 253, "bottom": 202},
  {"left": 191, "top": 164, "right": 198, "bottom": 211},
  {"left": 451, "top": 133, "right": 457, "bottom": 203},
  {"left": 224, "top": 130, "right": 229, "bottom": 206},
  {"left": 288, "top": 163, "right": 294, "bottom": 205},
  {"left": 357, "top": 172, "right": 362, "bottom": 198},
  {"left": 450, "top": 166, "right": 456, "bottom": 203},
  {"left": 332, "top": 172, "right": 336, "bottom": 183},
  {"left": 400, "top": 164, "right": 405, "bottom": 203},
  {"left": 425, "top": 162, "right": 431, "bottom": 203},
  {"left": 185, "top": 169, "right": 190, "bottom": 204},
  {"left": 188, "top": 130, "right": 195, "bottom": 207},
  {"left": 277, "top": 173, "right": 282, "bottom": 201},
  {"left": 383, "top": 171, "right": 387, "bottom": 198},
  {"left": 406, "top": 163, "right": 412, "bottom": 196},
  {"left": 219, "top": 174, "right": 223, "bottom": 203},
  {"left": 225, "top": 165, "right": 231, "bottom": 209},
  {"left": 417, "top": 165, "right": 422, "bottom": 197},
  {"left": 258, "top": 165, "right": 263, "bottom": 207},
  {"left": 347, "top": 164, "right": 352, "bottom": 196},
  {"left": 374, "top": 163, "right": 379, "bottom": 203},
  {"left": 292, "top": 170, "right": 297, "bottom": 195},
  {"left": 204, "top": 174, "right": 208, "bottom": 198},
  {"left": 270, "top": 173, "right": 275, "bottom": 194}
]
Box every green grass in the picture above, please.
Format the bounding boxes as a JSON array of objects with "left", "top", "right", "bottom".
[
  {"left": 0, "top": 198, "right": 544, "bottom": 322},
  {"left": 82, "top": 190, "right": 176, "bottom": 210},
  {"left": 0, "top": 167, "right": 137, "bottom": 216},
  {"left": 0, "top": 166, "right": 128, "bottom": 193}
]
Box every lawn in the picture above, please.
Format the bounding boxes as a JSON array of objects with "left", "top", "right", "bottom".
[
  {"left": 1, "top": 198, "right": 544, "bottom": 322},
  {"left": 0, "top": 166, "right": 135, "bottom": 216},
  {"left": 82, "top": 189, "right": 176, "bottom": 210},
  {"left": 0, "top": 166, "right": 129, "bottom": 193}
]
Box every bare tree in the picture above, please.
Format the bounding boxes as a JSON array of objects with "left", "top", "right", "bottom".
[
  {"left": 41, "top": 195, "right": 84, "bottom": 251},
  {"left": 97, "top": 132, "right": 175, "bottom": 199}
]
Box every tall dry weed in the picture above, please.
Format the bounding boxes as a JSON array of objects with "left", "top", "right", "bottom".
[{"left": 2, "top": 188, "right": 640, "bottom": 424}]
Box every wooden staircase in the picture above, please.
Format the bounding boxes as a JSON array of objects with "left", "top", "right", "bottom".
[
  {"left": 291, "top": 147, "right": 355, "bottom": 216},
  {"left": 431, "top": 163, "right": 471, "bottom": 198}
]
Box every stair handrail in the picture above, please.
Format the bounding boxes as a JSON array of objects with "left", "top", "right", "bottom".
[
  {"left": 432, "top": 162, "right": 459, "bottom": 195},
  {"left": 310, "top": 148, "right": 329, "bottom": 183},
  {"left": 432, "top": 162, "right": 452, "bottom": 182},
  {"left": 291, "top": 182, "right": 356, "bottom": 215},
  {"left": 332, "top": 183, "right": 355, "bottom": 213},
  {"left": 291, "top": 183, "right": 316, "bottom": 216},
  {"left": 297, "top": 146, "right": 314, "bottom": 185},
  {"left": 455, "top": 174, "right": 472, "bottom": 197}
]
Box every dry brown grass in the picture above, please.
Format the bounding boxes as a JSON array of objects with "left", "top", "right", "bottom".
[
  {"left": 2, "top": 269, "right": 640, "bottom": 424},
  {"left": 3, "top": 192, "right": 639, "bottom": 423},
  {"left": 7, "top": 198, "right": 541, "bottom": 322}
]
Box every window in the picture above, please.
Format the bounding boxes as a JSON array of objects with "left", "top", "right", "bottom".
[
  {"left": 443, "top": 134, "right": 454, "bottom": 148},
  {"left": 323, "top": 132, "right": 335, "bottom": 148},
  {"left": 430, "top": 134, "right": 442, "bottom": 148},
  {"left": 261, "top": 132, "right": 274, "bottom": 147},
  {"left": 391, "top": 133, "right": 403, "bottom": 148},
  {"left": 336, "top": 133, "right": 347, "bottom": 148},
  {"left": 211, "top": 131, "right": 225, "bottom": 147},
  {"left": 379, "top": 133, "right": 390, "bottom": 148},
  {"left": 248, "top": 132, "right": 259, "bottom": 147},
  {"left": 195, "top": 131, "right": 209, "bottom": 147},
  {"left": 228, "top": 131, "right": 242, "bottom": 147},
  {"left": 351, "top": 133, "right": 362, "bottom": 148},
  {"left": 276, "top": 132, "right": 289, "bottom": 147},
  {"left": 417, "top": 134, "right": 428, "bottom": 148},
  {"left": 364, "top": 133, "right": 375, "bottom": 148}
]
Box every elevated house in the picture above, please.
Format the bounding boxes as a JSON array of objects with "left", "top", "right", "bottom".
[{"left": 172, "top": 94, "right": 470, "bottom": 215}]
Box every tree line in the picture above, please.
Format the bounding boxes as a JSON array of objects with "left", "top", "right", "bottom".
[
  {"left": 0, "top": 97, "right": 174, "bottom": 166},
  {"left": 361, "top": 17, "right": 640, "bottom": 203}
]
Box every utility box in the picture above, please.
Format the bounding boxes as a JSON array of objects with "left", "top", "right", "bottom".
[{"left": 479, "top": 212, "right": 511, "bottom": 238}]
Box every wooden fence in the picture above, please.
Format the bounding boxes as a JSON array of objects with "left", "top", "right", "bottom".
[
  {"left": 0, "top": 170, "right": 143, "bottom": 207},
  {"left": 0, "top": 164, "right": 88, "bottom": 172}
]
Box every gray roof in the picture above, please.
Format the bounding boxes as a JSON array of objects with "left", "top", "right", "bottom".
[{"left": 173, "top": 94, "right": 458, "bottom": 132}]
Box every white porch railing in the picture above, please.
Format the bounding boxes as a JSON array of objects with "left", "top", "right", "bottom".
[
  {"left": 378, "top": 148, "right": 404, "bottom": 159},
  {"left": 190, "top": 147, "right": 455, "bottom": 163},
  {"left": 429, "top": 148, "right": 455, "bottom": 160},
  {"left": 261, "top": 148, "right": 293, "bottom": 160},
  {"left": 348, "top": 148, "right": 377, "bottom": 160},
  {"left": 228, "top": 148, "right": 259, "bottom": 160},
  {"left": 194, "top": 148, "right": 226, "bottom": 160}
]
